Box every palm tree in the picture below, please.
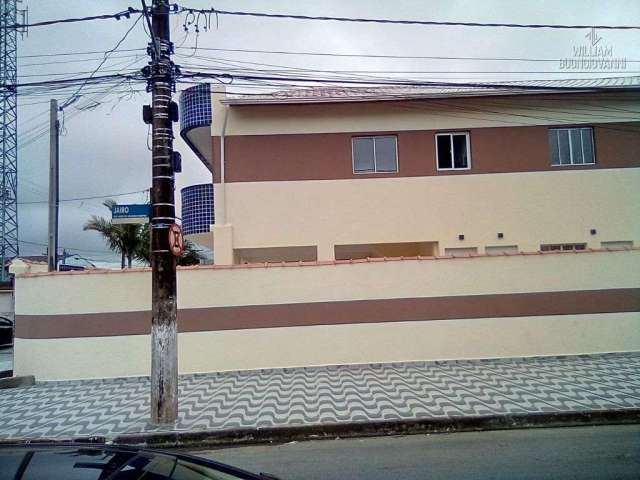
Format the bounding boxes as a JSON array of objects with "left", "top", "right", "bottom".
[
  {"left": 135, "top": 223, "right": 204, "bottom": 266},
  {"left": 83, "top": 200, "right": 145, "bottom": 269},
  {"left": 84, "top": 200, "right": 204, "bottom": 269}
]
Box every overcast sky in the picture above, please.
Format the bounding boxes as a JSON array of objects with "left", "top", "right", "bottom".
[{"left": 15, "top": 0, "right": 640, "bottom": 265}]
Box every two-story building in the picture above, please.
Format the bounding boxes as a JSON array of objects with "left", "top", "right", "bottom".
[
  {"left": 9, "top": 78, "right": 640, "bottom": 381},
  {"left": 180, "top": 77, "right": 640, "bottom": 264}
]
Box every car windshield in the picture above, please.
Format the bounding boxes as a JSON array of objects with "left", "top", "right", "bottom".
[{"left": 0, "top": 448, "right": 256, "bottom": 480}]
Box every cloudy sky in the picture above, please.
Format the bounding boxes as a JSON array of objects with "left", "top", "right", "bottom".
[{"left": 15, "top": 0, "right": 640, "bottom": 265}]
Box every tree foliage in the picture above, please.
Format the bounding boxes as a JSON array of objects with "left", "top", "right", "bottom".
[
  {"left": 135, "top": 223, "right": 204, "bottom": 266},
  {"left": 83, "top": 200, "right": 204, "bottom": 268},
  {"left": 83, "top": 200, "right": 143, "bottom": 269}
]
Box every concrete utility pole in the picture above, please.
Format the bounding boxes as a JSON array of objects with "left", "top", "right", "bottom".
[
  {"left": 47, "top": 99, "right": 59, "bottom": 272},
  {"left": 144, "top": 0, "right": 179, "bottom": 425}
]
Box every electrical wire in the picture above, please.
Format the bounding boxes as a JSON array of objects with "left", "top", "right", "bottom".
[
  {"left": 180, "top": 63, "right": 640, "bottom": 76},
  {"left": 18, "top": 66, "right": 143, "bottom": 79},
  {"left": 19, "top": 48, "right": 145, "bottom": 59},
  {"left": 176, "top": 6, "right": 640, "bottom": 30},
  {"left": 60, "top": 13, "right": 145, "bottom": 109},
  {"left": 177, "top": 69, "right": 640, "bottom": 121},
  {"left": 19, "top": 53, "right": 143, "bottom": 68},
  {"left": 0, "top": 73, "right": 141, "bottom": 91},
  {"left": 3, "top": 7, "right": 142, "bottom": 29},
  {"left": 177, "top": 46, "right": 640, "bottom": 64},
  {"left": 18, "top": 188, "right": 149, "bottom": 205},
  {"left": 381, "top": 96, "right": 640, "bottom": 135},
  {"left": 17, "top": 78, "right": 146, "bottom": 151},
  {"left": 18, "top": 239, "right": 120, "bottom": 258},
  {"left": 180, "top": 70, "right": 640, "bottom": 92},
  {"left": 7, "top": 4, "right": 639, "bottom": 30},
  {"left": 176, "top": 57, "right": 639, "bottom": 90}
]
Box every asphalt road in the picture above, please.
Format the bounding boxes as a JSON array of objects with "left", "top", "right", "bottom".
[{"left": 185, "top": 425, "right": 640, "bottom": 480}]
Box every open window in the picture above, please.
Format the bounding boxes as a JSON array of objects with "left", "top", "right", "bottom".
[{"left": 436, "top": 132, "right": 471, "bottom": 170}]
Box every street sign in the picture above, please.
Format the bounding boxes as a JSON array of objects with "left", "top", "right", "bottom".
[
  {"left": 168, "top": 223, "right": 185, "bottom": 256},
  {"left": 111, "top": 204, "right": 150, "bottom": 225}
]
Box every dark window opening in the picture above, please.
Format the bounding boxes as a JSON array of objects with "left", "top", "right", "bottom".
[{"left": 436, "top": 133, "right": 470, "bottom": 170}]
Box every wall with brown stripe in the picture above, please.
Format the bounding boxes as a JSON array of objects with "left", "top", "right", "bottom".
[
  {"left": 14, "top": 288, "right": 640, "bottom": 339},
  {"left": 14, "top": 312, "right": 640, "bottom": 380},
  {"left": 13, "top": 250, "right": 640, "bottom": 380},
  {"left": 211, "top": 122, "right": 640, "bottom": 183}
]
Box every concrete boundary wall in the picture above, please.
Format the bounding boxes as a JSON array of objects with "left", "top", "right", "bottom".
[
  {"left": 14, "top": 313, "right": 640, "bottom": 380},
  {"left": 13, "top": 249, "right": 640, "bottom": 380}
]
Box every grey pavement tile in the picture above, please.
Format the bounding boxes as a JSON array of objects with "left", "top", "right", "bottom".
[
  {"left": 0, "top": 352, "right": 638, "bottom": 440},
  {"left": 0, "top": 350, "right": 12, "bottom": 372}
]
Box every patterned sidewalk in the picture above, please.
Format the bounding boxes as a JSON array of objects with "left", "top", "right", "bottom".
[
  {"left": 0, "top": 352, "right": 639, "bottom": 441},
  {"left": 0, "top": 348, "right": 11, "bottom": 373}
]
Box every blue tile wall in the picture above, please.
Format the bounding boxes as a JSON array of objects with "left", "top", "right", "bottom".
[
  {"left": 179, "top": 83, "right": 212, "bottom": 132},
  {"left": 181, "top": 183, "right": 214, "bottom": 235}
]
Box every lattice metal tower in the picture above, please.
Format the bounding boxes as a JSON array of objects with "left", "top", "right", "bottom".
[{"left": 0, "top": 0, "right": 19, "bottom": 281}]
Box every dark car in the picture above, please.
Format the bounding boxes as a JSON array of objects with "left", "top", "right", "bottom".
[
  {"left": 0, "top": 444, "right": 282, "bottom": 480},
  {"left": 0, "top": 316, "right": 12, "bottom": 348}
]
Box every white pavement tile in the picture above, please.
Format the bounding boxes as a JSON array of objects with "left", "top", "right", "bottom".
[{"left": 0, "top": 353, "right": 639, "bottom": 440}]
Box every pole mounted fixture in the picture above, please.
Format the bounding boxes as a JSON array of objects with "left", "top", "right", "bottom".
[{"left": 144, "top": 0, "right": 179, "bottom": 425}]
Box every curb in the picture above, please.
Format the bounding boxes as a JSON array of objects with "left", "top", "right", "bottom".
[{"left": 2, "top": 409, "right": 639, "bottom": 449}]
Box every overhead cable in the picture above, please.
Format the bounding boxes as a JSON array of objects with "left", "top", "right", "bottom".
[
  {"left": 19, "top": 188, "right": 149, "bottom": 205},
  {"left": 177, "top": 6, "right": 640, "bottom": 30},
  {"left": 177, "top": 46, "right": 640, "bottom": 63},
  {"left": 180, "top": 70, "right": 640, "bottom": 92},
  {"left": 2, "top": 7, "right": 142, "bottom": 29}
]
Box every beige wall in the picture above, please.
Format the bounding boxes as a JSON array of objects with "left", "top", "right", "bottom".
[
  {"left": 205, "top": 90, "right": 640, "bottom": 263},
  {"left": 12, "top": 250, "right": 640, "bottom": 380},
  {"left": 16, "top": 249, "right": 639, "bottom": 314},
  {"left": 16, "top": 270, "right": 151, "bottom": 315},
  {"left": 15, "top": 335, "right": 150, "bottom": 380},
  {"left": 213, "top": 92, "right": 640, "bottom": 137},
  {"left": 14, "top": 312, "right": 640, "bottom": 381},
  {"left": 215, "top": 168, "right": 640, "bottom": 261}
]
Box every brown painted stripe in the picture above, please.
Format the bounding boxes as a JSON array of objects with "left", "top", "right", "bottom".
[
  {"left": 14, "top": 288, "right": 640, "bottom": 339},
  {"left": 212, "top": 123, "right": 640, "bottom": 183}
]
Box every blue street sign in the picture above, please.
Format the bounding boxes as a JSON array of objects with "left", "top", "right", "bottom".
[{"left": 111, "top": 204, "right": 150, "bottom": 224}]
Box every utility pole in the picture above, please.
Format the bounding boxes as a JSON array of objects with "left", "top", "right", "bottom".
[
  {"left": 47, "top": 99, "right": 59, "bottom": 272},
  {"left": 143, "top": 0, "right": 179, "bottom": 425}
]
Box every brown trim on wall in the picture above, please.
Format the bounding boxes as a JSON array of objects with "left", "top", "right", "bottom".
[
  {"left": 213, "top": 122, "right": 640, "bottom": 183},
  {"left": 15, "top": 288, "right": 640, "bottom": 339}
]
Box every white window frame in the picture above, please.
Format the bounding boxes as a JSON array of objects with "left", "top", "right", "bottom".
[
  {"left": 549, "top": 127, "right": 596, "bottom": 166},
  {"left": 435, "top": 132, "right": 472, "bottom": 171},
  {"left": 351, "top": 135, "right": 399, "bottom": 174}
]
